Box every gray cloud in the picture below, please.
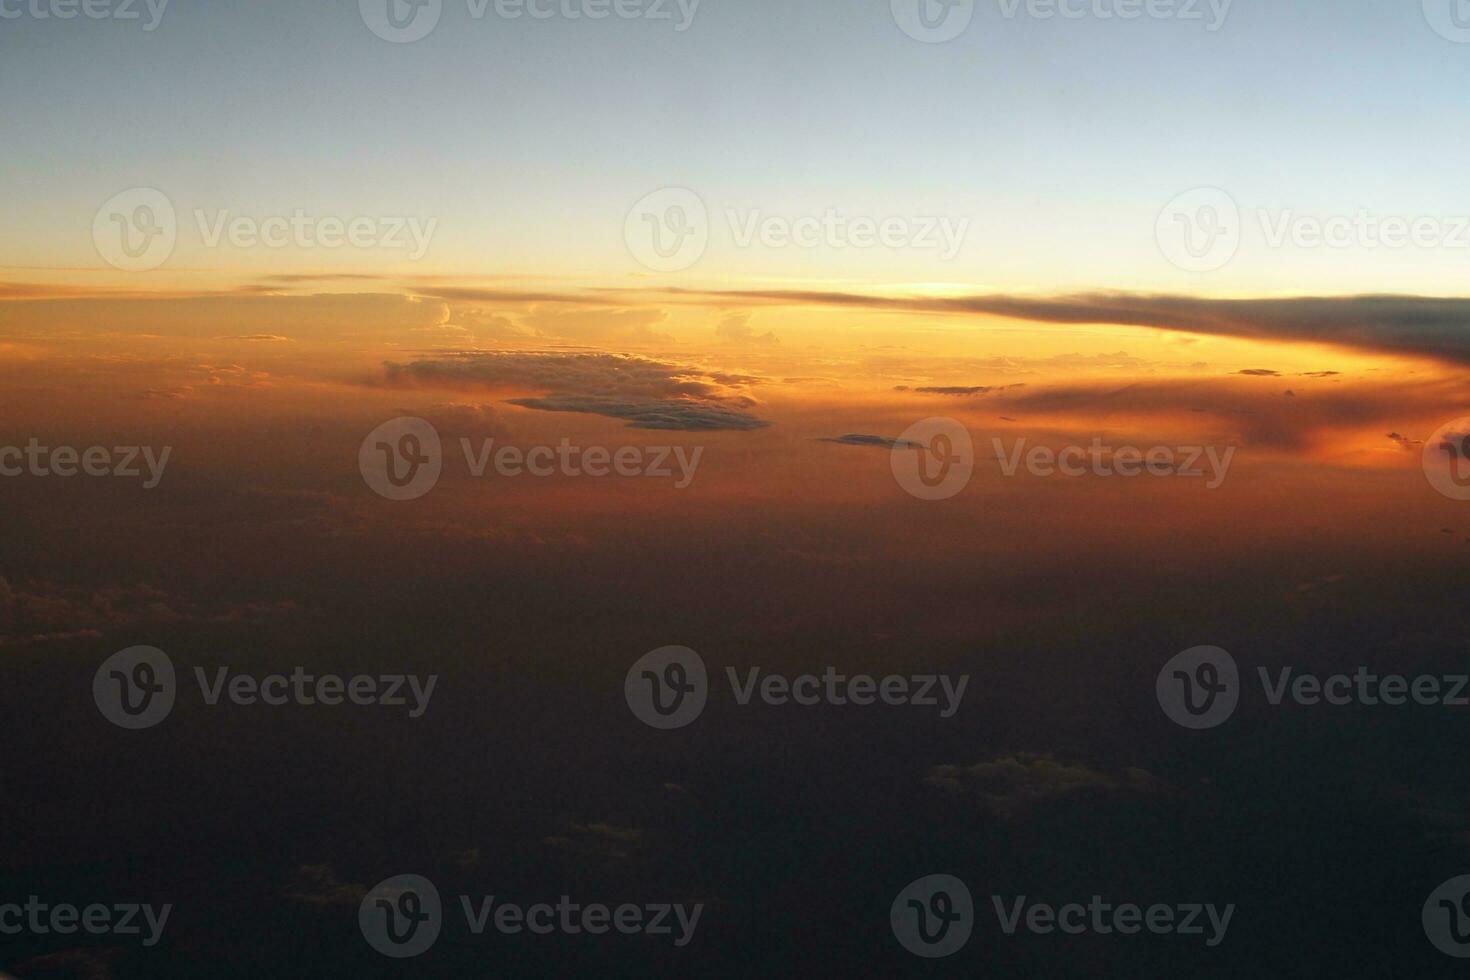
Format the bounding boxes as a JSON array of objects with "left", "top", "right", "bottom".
[
  {"left": 896, "top": 384, "right": 1027, "bottom": 396},
  {"left": 818, "top": 434, "right": 920, "bottom": 449},
  {"left": 509, "top": 395, "right": 769, "bottom": 431},
  {"left": 925, "top": 753, "right": 1160, "bottom": 821},
  {"left": 381, "top": 351, "right": 768, "bottom": 431},
  {"left": 381, "top": 351, "right": 755, "bottom": 401}
]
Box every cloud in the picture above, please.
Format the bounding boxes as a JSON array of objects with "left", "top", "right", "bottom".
[
  {"left": 898, "top": 384, "right": 1026, "bottom": 396},
  {"left": 283, "top": 865, "right": 366, "bottom": 907},
  {"left": 380, "top": 351, "right": 755, "bottom": 401},
  {"left": 509, "top": 394, "right": 769, "bottom": 431},
  {"left": 380, "top": 351, "right": 769, "bottom": 430},
  {"left": 925, "top": 753, "right": 1160, "bottom": 821},
  {"left": 1237, "top": 368, "right": 1281, "bottom": 376},
  {"left": 0, "top": 578, "right": 297, "bottom": 647},
  {"left": 519, "top": 306, "right": 673, "bottom": 344},
  {"left": 542, "top": 821, "right": 644, "bottom": 863},
  {"left": 1387, "top": 432, "right": 1421, "bottom": 450},
  {"left": 656, "top": 288, "right": 1470, "bottom": 365},
  {"left": 980, "top": 376, "right": 1468, "bottom": 451},
  {"left": 0, "top": 293, "right": 448, "bottom": 342},
  {"left": 715, "top": 312, "right": 778, "bottom": 346},
  {"left": 817, "top": 434, "right": 919, "bottom": 449},
  {"left": 422, "top": 402, "right": 511, "bottom": 439},
  {"left": 10, "top": 948, "right": 119, "bottom": 980}
]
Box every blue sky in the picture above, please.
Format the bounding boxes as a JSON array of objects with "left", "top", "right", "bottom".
[{"left": 4, "top": 0, "right": 1469, "bottom": 291}]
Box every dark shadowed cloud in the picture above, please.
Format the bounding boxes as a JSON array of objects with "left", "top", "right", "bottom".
[
  {"left": 509, "top": 395, "right": 769, "bottom": 431},
  {"left": 381, "top": 351, "right": 769, "bottom": 431},
  {"left": 817, "top": 434, "right": 920, "bottom": 449},
  {"left": 925, "top": 753, "right": 1161, "bottom": 821}
]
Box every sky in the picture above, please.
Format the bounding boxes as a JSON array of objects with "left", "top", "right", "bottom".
[
  {"left": 5, "top": 4, "right": 1470, "bottom": 976},
  {"left": 6, "top": 0, "right": 1470, "bottom": 293}
]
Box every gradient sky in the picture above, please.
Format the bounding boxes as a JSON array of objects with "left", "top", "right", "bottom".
[
  {"left": 5, "top": 0, "right": 1470, "bottom": 292},
  {"left": 6, "top": 10, "right": 1470, "bottom": 976}
]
